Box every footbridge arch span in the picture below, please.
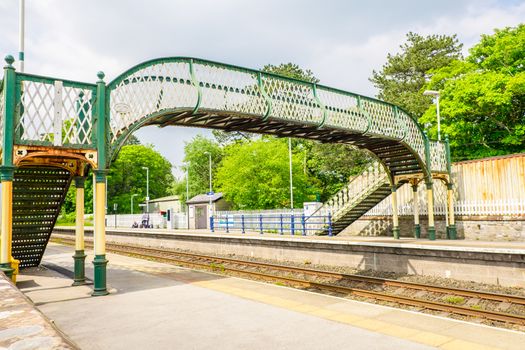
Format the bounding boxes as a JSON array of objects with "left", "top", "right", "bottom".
[{"left": 106, "top": 57, "right": 448, "bottom": 182}]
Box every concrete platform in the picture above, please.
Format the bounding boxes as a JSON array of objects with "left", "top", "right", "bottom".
[
  {"left": 54, "top": 227, "right": 525, "bottom": 287},
  {"left": 17, "top": 243, "right": 525, "bottom": 350}
]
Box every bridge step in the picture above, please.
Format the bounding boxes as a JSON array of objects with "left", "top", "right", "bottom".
[
  {"left": 12, "top": 167, "right": 72, "bottom": 268},
  {"left": 328, "top": 181, "right": 399, "bottom": 235}
]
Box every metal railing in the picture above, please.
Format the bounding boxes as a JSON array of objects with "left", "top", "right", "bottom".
[
  {"left": 211, "top": 212, "right": 333, "bottom": 236},
  {"left": 311, "top": 162, "right": 388, "bottom": 221}
]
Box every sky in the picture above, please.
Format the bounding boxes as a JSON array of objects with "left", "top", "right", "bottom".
[{"left": 0, "top": 0, "right": 523, "bottom": 178}]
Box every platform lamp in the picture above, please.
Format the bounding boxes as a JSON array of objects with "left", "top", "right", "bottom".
[
  {"left": 203, "top": 152, "right": 213, "bottom": 218},
  {"left": 141, "top": 166, "right": 149, "bottom": 213},
  {"left": 423, "top": 90, "right": 441, "bottom": 141},
  {"left": 130, "top": 194, "right": 138, "bottom": 215}
]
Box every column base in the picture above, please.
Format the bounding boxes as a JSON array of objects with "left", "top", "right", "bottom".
[
  {"left": 72, "top": 250, "right": 87, "bottom": 286},
  {"left": 428, "top": 227, "right": 436, "bottom": 240},
  {"left": 448, "top": 225, "right": 457, "bottom": 240},
  {"left": 414, "top": 224, "right": 421, "bottom": 239},
  {"left": 0, "top": 262, "right": 14, "bottom": 280},
  {"left": 392, "top": 227, "right": 400, "bottom": 239},
  {"left": 92, "top": 254, "right": 109, "bottom": 296}
]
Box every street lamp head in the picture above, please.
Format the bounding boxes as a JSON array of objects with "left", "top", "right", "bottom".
[
  {"left": 423, "top": 90, "right": 440, "bottom": 97},
  {"left": 141, "top": 166, "right": 148, "bottom": 170}
]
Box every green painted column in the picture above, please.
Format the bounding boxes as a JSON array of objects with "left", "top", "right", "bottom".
[
  {"left": 72, "top": 176, "right": 87, "bottom": 286},
  {"left": 92, "top": 71, "right": 109, "bottom": 296},
  {"left": 0, "top": 56, "right": 17, "bottom": 279}
]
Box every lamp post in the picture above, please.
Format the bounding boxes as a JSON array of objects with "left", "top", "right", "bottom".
[
  {"left": 141, "top": 166, "right": 149, "bottom": 213},
  {"left": 423, "top": 90, "right": 441, "bottom": 141},
  {"left": 203, "top": 152, "right": 212, "bottom": 217},
  {"left": 186, "top": 164, "right": 190, "bottom": 229},
  {"left": 130, "top": 194, "right": 138, "bottom": 215},
  {"left": 288, "top": 138, "right": 294, "bottom": 209},
  {"left": 185, "top": 164, "right": 190, "bottom": 204},
  {"left": 19, "top": 0, "right": 25, "bottom": 72}
]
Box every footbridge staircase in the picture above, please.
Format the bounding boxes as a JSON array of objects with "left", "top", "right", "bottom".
[
  {"left": 310, "top": 163, "right": 391, "bottom": 235},
  {"left": 0, "top": 55, "right": 454, "bottom": 291}
]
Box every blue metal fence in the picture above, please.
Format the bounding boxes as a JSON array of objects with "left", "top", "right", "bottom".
[{"left": 210, "top": 212, "right": 332, "bottom": 236}]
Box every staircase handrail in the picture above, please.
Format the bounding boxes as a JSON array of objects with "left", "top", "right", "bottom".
[{"left": 309, "top": 161, "right": 387, "bottom": 220}]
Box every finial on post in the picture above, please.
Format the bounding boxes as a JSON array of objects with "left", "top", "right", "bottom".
[
  {"left": 444, "top": 134, "right": 449, "bottom": 143},
  {"left": 4, "top": 55, "right": 15, "bottom": 68},
  {"left": 97, "top": 71, "right": 105, "bottom": 83}
]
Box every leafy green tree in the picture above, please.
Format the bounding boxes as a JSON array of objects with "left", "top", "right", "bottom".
[
  {"left": 422, "top": 24, "right": 525, "bottom": 160},
  {"left": 107, "top": 144, "right": 174, "bottom": 213},
  {"left": 215, "top": 138, "right": 317, "bottom": 209},
  {"left": 179, "top": 135, "right": 223, "bottom": 200},
  {"left": 262, "top": 63, "right": 320, "bottom": 83},
  {"left": 62, "top": 175, "right": 94, "bottom": 215},
  {"left": 123, "top": 134, "right": 141, "bottom": 146},
  {"left": 307, "top": 143, "right": 372, "bottom": 201},
  {"left": 370, "top": 32, "right": 463, "bottom": 117}
]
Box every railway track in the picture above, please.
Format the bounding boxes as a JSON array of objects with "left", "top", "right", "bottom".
[{"left": 51, "top": 236, "right": 525, "bottom": 326}]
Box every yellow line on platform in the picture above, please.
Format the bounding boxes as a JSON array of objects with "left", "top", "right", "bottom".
[{"left": 190, "top": 278, "right": 510, "bottom": 350}]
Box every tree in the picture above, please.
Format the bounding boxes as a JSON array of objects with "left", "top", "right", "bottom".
[
  {"left": 422, "top": 24, "right": 525, "bottom": 160},
  {"left": 178, "top": 135, "right": 223, "bottom": 200},
  {"left": 62, "top": 175, "right": 94, "bottom": 215},
  {"left": 215, "top": 138, "right": 317, "bottom": 209},
  {"left": 370, "top": 32, "right": 463, "bottom": 117},
  {"left": 123, "top": 134, "right": 141, "bottom": 146},
  {"left": 262, "top": 63, "right": 320, "bottom": 83},
  {"left": 107, "top": 144, "right": 174, "bottom": 213},
  {"left": 307, "top": 143, "right": 372, "bottom": 201}
]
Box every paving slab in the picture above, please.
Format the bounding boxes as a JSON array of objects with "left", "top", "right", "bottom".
[{"left": 16, "top": 243, "right": 525, "bottom": 350}]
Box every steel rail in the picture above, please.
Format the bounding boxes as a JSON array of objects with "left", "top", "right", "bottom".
[{"left": 51, "top": 236, "right": 525, "bottom": 325}]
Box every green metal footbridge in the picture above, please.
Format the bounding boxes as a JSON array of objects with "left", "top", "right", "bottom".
[{"left": 0, "top": 55, "right": 455, "bottom": 295}]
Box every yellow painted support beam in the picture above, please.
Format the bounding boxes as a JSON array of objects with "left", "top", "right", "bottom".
[
  {"left": 391, "top": 187, "right": 400, "bottom": 239},
  {"left": 1, "top": 181, "right": 12, "bottom": 264},
  {"left": 412, "top": 183, "right": 421, "bottom": 238},
  {"left": 92, "top": 174, "right": 109, "bottom": 296},
  {"left": 427, "top": 183, "right": 436, "bottom": 240},
  {"left": 94, "top": 181, "right": 106, "bottom": 255},
  {"left": 75, "top": 186, "right": 85, "bottom": 251},
  {"left": 0, "top": 180, "right": 15, "bottom": 279}
]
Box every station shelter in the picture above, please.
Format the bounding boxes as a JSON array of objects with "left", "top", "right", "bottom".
[{"left": 186, "top": 193, "right": 231, "bottom": 229}]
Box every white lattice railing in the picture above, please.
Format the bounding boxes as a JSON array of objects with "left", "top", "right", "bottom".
[
  {"left": 429, "top": 140, "right": 448, "bottom": 173},
  {"left": 312, "top": 162, "right": 389, "bottom": 221},
  {"left": 14, "top": 75, "right": 97, "bottom": 147},
  {"left": 107, "top": 58, "right": 443, "bottom": 174}
]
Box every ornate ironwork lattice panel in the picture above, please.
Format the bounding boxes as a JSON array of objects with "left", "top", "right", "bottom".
[{"left": 15, "top": 75, "right": 96, "bottom": 148}]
